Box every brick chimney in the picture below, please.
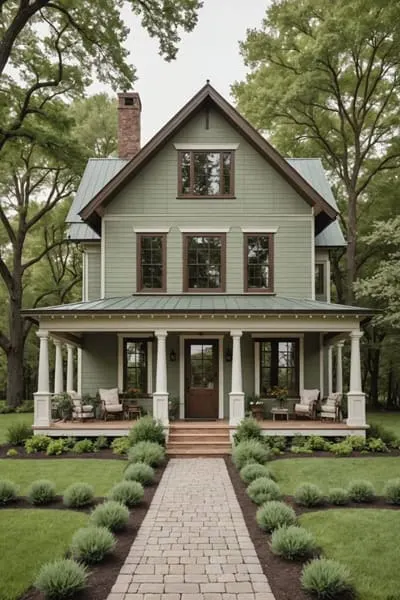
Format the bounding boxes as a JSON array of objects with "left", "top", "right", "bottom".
[{"left": 118, "top": 92, "right": 142, "bottom": 160}]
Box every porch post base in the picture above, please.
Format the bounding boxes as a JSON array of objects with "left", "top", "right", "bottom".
[
  {"left": 346, "top": 392, "right": 366, "bottom": 427},
  {"left": 153, "top": 392, "right": 169, "bottom": 426},
  {"left": 33, "top": 392, "right": 52, "bottom": 427},
  {"left": 229, "top": 392, "right": 245, "bottom": 426}
]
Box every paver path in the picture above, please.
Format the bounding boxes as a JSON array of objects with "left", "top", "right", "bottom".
[{"left": 109, "top": 458, "right": 275, "bottom": 600}]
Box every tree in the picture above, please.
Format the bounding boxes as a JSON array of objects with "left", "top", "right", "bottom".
[{"left": 232, "top": 0, "right": 400, "bottom": 302}]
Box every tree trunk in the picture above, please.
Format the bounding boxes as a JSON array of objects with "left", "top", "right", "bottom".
[
  {"left": 369, "top": 346, "right": 381, "bottom": 409},
  {"left": 6, "top": 257, "right": 25, "bottom": 408},
  {"left": 346, "top": 190, "right": 357, "bottom": 304},
  {"left": 6, "top": 343, "right": 25, "bottom": 408}
]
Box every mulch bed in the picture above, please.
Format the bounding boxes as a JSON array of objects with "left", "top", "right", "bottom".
[
  {"left": 16, "top": 462, "right": 167, "bottom": 600},
  {"left": 0, "top": 446, "right": 124, "bottom": 459}
]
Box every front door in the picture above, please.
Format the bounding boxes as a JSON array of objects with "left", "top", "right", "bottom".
[{"left": 185, "top": 340, "right": 219, "bottom": 419}]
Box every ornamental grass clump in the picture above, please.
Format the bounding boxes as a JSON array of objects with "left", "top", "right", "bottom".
[
  {"left": 124, "top": 462, "right": 154, "bottom": 486},
  {"left": 69, "top": 526, "right": 115, "bottom": 564},
  {"left": 127, "top": 441, "right": 165, "bottom": 466},
  {"left": 63, "top": 483, "right": 94, "bottom": 508},
  {"left": 6, "top": 422, "right": 32, "bottom": 446},
  {"left": 232, "top": 439, "right": 270, "bottom": 469},
  {"left": 129, "top": 416, "right": 165, "bottom": 446},
  {"left": 0, "top": 480, "right": 18, "bottom": 505},
  {"left": 89, "top": 501, "right": 129, "bottom": 532},
  {"left": 256, "top": 501, "right": 297, "bottom": 532},
  {"left": 234, "top": 417, "right": 262, "bottom": 443},
  {"left": 247, "top": 477, "right": 282, "bottom": 504},
  {"left": 347, "top": 480, "right": 376, "bottom": 503},
  {"left": 327, "top": 488, "right": 350, "bottom": 506},
  {"left": 301, "top": 558, "right": 354, "bottom": 599},
  {"left": 27, "top": 480, "right": 56, "bottom": 505},
  {"left": 240, "top": 463, "right": 272, "bottom": 485},
  {"left": 34, "top": 558, "right": 88, "bottom": 599},
  {"left": 384, "top": 479, "right": 400, "bottom": 505},
  {"left": 108, "top": 481, "right": 144, "bottom": 507},
  {"left": 294, "top": 483, "right": 325, "bottom": 507},
  {"left": 271, "top": 526, "right": 318, "bottom": 561}
]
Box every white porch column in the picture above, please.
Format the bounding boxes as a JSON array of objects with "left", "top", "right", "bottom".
[
  {"left": 229, "top": 330, "right": 245, "bottom": 426},
  {"left": 77, "top": 348, "right": 82, "bottom": 395},
  {"left": 153, "top": 330, "right": 169, "bottom": 426},
  {"left": 53, "top": 339, "right": 64, "bottom": 394},
  {"left": 34, "top": 330, "right": 51, "bottom": 427},
  {"left": 66, "top": 344, "right": 74, "bottom": 392},
  {"left": 347, "top": 330, "right": 366, "bottom": 427},
  {"left": 336, "top": 341, "right": 344, "bottom": 394},
  {"left": 327, "top": 345, "right": 333, "bottom": 396}
]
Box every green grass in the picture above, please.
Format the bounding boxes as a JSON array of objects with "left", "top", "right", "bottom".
[
  {"left": 270, "top": 457, "right": 400, "bottom": 495},
  {"left": 0, "top": 509, "right": 88, "bottom": 600},
  {"left": 0, "top": 413, "right": 33, "bottom": 444},
  {"left": 0, "top": 459, "right": 125, "bottom": 495},
  {"left": 300, "top": 509, "right": 400, "bottom": 600},
  {"left": 367, "top": 411, "right": 400, "bottom": 437}
]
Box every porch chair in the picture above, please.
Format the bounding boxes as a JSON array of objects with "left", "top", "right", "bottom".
[
  {"left": 69, "top": 391, "right": 94, "bottom": 422},
  {"left": 294, "top": 389, "right": 320, "bottom": 420},
  {"left": 99, "top": 387, "right": 124, "bottom": 421},
  {"left": 320, "top": 392, "right": 343, "bottom": 422}
]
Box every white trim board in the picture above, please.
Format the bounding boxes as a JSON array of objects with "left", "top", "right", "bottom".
[
  {"left": 133, "top": 228, "right": 170, "bottom": 233},
  {"left": 117, "top": 333, "right": 153, "bottom": 392},
  {"left": 173, "top": 143, "right": 240, "bottom": 150},
  {"left": 241, "top": 227, "right": 279, "bottom": 233},
  {"left": 179, "top": 227, "right": 230, "bottom": 233},
  {"left": 100, "top": 219, "right": 105, "bottom": 299},
  {"left": 179, "top": 334, "right": 224, "bottom": 420}
]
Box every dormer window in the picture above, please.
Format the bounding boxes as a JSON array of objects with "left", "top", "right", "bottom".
[{"left": 178, "top": 151, "right": 234, "bottom": 197}]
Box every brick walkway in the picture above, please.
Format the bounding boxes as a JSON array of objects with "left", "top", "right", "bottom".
[{"left": 108, "top": 458, "right": 275, "bottom": 600}]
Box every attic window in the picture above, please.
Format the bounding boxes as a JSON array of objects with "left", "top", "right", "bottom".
[
  {"left": 124, "top": 97, "right": 134, "bottom": 106},
  {"left": 178, "top": 151, "right": 234, "bottom": 198}
]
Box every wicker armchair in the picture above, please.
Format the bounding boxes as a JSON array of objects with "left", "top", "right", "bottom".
[
  {"left": 294, "top": 389, "right": 320, "bottom": 419},
  {"left": 99, "top": 387, "right": 124, "bottom": 421},
  {"left": 69, "top": 391, "right": 94, "bottom": 422},
  {"left": 320, "top": 392, "right": 343, "bottom": 421}
]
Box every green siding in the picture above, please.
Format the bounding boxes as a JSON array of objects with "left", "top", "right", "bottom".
[
  {"left": 81, "top": 333, "right": 117, "bottom": 395},
  {"left": 102, "top": 107, "right": 313, "bottom": 299},
  {"left": 86, "top": 247, "right": 101, "bottom": 301},
  {"left": 304, "top": 332, "right": 321, "bottom": 390}
]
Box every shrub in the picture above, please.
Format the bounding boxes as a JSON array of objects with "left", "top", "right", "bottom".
[
  {"left": 367, "top": 423, "right": 398, "bottom": 446},
  {"left": 306, "top": 436, "right": 331, "bottom": 451},
  {"left": 263, "top": 435, "right": 287, "bottom": 451},
  {"left": 111, "top": 437, "right": 131, "bottom": 455},
  {"left": 367, "top": 437, "right": 388, "bottom": 453},
  {"left": 129, "top": 416, "right": 165, "bottom": 446},
  {"left": 294, "top": 483, "right": 325, "bottom": 507},
  {"left": 127, "top": 441, "right": 165, "bottom": 466},
  {"left": 232, "top": 439, "right": 270, "bottom": 469},
  {"left": 0, "top": 405, "right": 15, "bottom": 414},
  {"left": 256, "top": 501, "right": 297, "bottom": 532},
  {"left": 348, "top": 436, "right": 366, "bottom": 451},
  {"left": 72, "top": 439, "right": 94, "bottom": 454},
  {"left": 89, "top": 501, "right": 129, "bottom": 532},
  {"left": 271, "top": 526, "right": 318, "bottom": 561},
  {"left": 290, "top": 445, "right": 313, "bottom": 454},
  {"left": 327, "top": 488, "right": 350, "bottom": 506},
  {"left": 27, "top": 480, "right": 56, "bottom": 505},
  {"left": 240, "top": 463, "right": 272, "bottom": 485},
  {"left": 6, "top": 448, "right": 18, "bottom": 457},
  {"left": 46, "top": 439, "right": 67, "bottom": 456},
  {"left": 63, "top": 483, "right": 94, "bottom": 508},
  {"left": 34, "top": 558, "right": 88, "bottom": 599},
  {"left": 347, "top": 480, "right": 376, "bottom": 503},
  {"left": 94, "top": 436, "right": 109, "bottom": 450},
  {"left": 108, "top": 480, "right": 144, "bottom": 507},
  {"left": 233, "top": 418, "right": 262, "bottom": 443},
  {"left": 15, "top": 400, "right": 34, "bottom": 413},
  {"left": 301, "top": 558, "right": 353, "bottom": 599},
  {"left": 329, "top": 441, "right": 353, "bottom": 456},
  {"left": 124, "top": 462, "right": 154, "bottom": 486},
  {"left": 69, "top": 526, "right": 115, "bottom": 564},
  {"left": 247, "top": 477, "right": 282, "bottom": 504},
  {"left": 6, "top": 422, "right": 32, "bottom": 446},
  {"left": 25, "top": 435, "right": 52, "bottom": 454},
  {"left": 384, "top": 479, "right": 400, "bottom": 505},
  {"left": 62, "top": 437, "right": 76, "bottom": 451},
  {"left": 0, "top": 480, "right": 18, "bottom": 504}
]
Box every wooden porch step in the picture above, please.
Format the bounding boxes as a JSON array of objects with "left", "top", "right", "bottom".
[
  {"left": 168, "top": 433, "right": 229, "bottom": 442},
  {"left": 167, "top": 445, "right": 232, "bottom": 456}
]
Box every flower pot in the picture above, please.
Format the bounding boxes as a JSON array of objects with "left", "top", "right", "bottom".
[{"left": 251, "top": 406, "right": 264, "bottom": 421}]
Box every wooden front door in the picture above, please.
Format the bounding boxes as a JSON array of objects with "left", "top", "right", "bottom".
[{"left": 185, "top": 340, "right": 219, "bottom": 419}]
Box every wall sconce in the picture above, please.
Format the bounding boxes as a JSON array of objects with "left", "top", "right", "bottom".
[
  {"left": 169, "top": 349, "right": 177, "bottom": 362},
  {"left": 225, "top": 348, "right": 232, "bottom": 362}
]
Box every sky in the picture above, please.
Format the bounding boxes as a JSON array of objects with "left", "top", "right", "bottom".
[{"left": 120, "top": 1, "right": 268, "bottom": 144}]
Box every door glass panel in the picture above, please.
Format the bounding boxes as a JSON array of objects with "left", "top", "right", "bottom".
[{"left": 190, "top": 343, "right": 215, "bottom": 389}]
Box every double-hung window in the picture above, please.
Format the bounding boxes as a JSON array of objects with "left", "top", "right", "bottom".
[
  {"left": 259, "top": 339, "right": 299, "bottom": 397},
  {"left": 137, "top": 234, "right": 166, "bottom": 292},
  {"left": 244, "top": 234, "right": 274, "bottom": 292},
  {"left": 183, "top": 234, "right": 226, "bottom": 292},
  {"left": 178, "top": 151, "right": 234, "bottom": 197},
  {"left": 123, "top": 339, "right": 148, "bottom": 393}
]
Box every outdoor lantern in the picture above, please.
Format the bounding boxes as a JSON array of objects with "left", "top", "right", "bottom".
[
  {"left": 169, "top": 349, "right": 177, "bottom": 362},
  {"left": 225, "top": 347, "right": 233, "bottom": 362}
]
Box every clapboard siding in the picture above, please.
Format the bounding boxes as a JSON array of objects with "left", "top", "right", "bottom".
[
  {"left": 81, "top": 334, "right": 117, "bottom": 395},
  {"left": 86, "top": 247, "right": 101, "bottom": 301}
]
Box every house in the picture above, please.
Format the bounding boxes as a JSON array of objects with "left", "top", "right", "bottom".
[{"left": 24, "top": 83, "right": 371, "bottom": 441}]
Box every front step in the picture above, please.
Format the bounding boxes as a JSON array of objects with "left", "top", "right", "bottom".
[{"left": 167, "top": 423, "right": 231, "bottom": 456}]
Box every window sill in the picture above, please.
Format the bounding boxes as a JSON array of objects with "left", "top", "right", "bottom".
[
  {"left": 177, "top": 195, "right": 236, "bottom": 200},
  {"left": 137, "top": 289, "right": 166, "bottom": 293},
  {"left": 184, "top": 289, "right": 226, "bottom": 294},
  {"left": 244, "top": 290, "right": 275, "bottom": 294}
]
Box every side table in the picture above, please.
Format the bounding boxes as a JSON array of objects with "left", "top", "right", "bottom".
[{"left": 271, "top": 407, "right": 289, "bottom": 421}]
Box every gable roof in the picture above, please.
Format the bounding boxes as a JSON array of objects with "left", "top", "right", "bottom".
[{"left": 78, "top": 83, "right": 338, "bottom": 235}]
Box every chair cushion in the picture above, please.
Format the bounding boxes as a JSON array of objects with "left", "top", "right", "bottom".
[
  {"left": 104, "top": 405, "right": 123, "bottom": 413},
  {"left": 99, "top": 388, "right": 119, "bottom": 406},
  {"left": 300, "top": 389, "right": 319, "bottom": 405},
  {"left": 82, "top": 405, "right": 94, "bottom": 412},
  {"left": 321, "top": 411, "right": 336, "bottom": 419},
  {"left": 68, "top": 391, "right": 82, "bottom": 401},
  {"left": 295, "top": 404, "right": 310, "bottom": 413}
]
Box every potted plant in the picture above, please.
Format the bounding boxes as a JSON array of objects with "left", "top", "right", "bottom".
[
  {"left": 53, "top": 393, "right": 72, "bottom": 422},
  {"left": 269, "top": 386, "right": 288, "bottom": 409},
  {"left": 168, "top": 396, "right": 180, "bottom": 421},
  {"left": 248, "top": 395, "right": 265, "bottom": 421}
]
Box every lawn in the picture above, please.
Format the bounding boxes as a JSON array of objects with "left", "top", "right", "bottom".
[
  {"left": 300, "top": 509, "right": 400, "bottom": 600},
  {"left": 270, "top": 457, "right": 400, "bottom": 495},
  {"left": 0, "top": 459, "right": 125, "bottom": 495},
  {"left": 0, "top": 412, "right": 33, "bottom": 444},
  {"left": 0, "top": 509, "right": 88, "bottom": 600},
  {"left": 367, "top": 411, "right": 400, "bottom": 437}
]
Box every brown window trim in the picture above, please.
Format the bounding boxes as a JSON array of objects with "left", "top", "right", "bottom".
[
  {"left": 243, "top": 233, "right": 274, "bottom": 293},
  {"left": 123, "top": 338, "right": 148, "bottom": 393},
  {"left": 183, "top": 233, "right": 226, "bottom": 293},
  {"left": 257, "top": 338, "right": 300, "bottom": 397},
  {"left": 177, "top": 150, "right": 235, "bottom": 198},
  {"left": 136, "top": 233, "right": 167, "bottom": 293},
  {"left": 315, "top": 262, "right": 325, "bottom": 296}
]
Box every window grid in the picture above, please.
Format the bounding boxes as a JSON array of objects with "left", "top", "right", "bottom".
[
  {"left": 315, "top": 263, "right": 325, "bottom": 296},
  {"left": 178, "top": 151, "right": 234, "bottom": 197},
  {"left": 137, "top": 234, "right": 166, "bottom": 292},
  {"left": 124, "top": 340, "right": 147, "bottom": 393},
  {"left": 260, "top": 339, "right": 299, "bottom": 397},
  {"left": 244, "top": 234, "right": 274, "bottom": 293},
  {"left": 184, "top": 234, "right": 226, "bottom": 292}
]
